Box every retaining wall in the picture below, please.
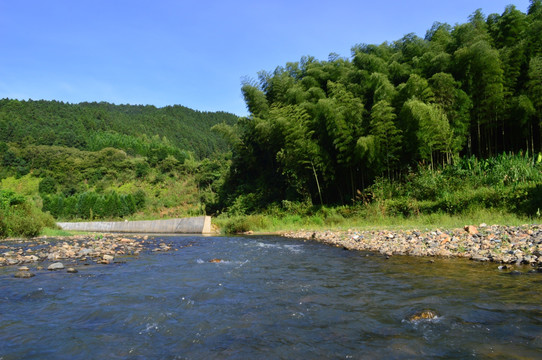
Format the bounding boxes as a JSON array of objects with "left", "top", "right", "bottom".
[{"left": 57, "top": 216, "right": 212, "bottom": 234}]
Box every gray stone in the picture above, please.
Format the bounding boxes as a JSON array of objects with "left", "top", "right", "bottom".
[
  {"left": 66, "top": 267, "right": 78, "bottom": 273},
  {"left": 48, "top": 262, "right": 65, "bottom": 271}
]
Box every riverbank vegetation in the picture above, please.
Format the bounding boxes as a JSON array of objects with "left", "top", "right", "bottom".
[{"left": 0, "top": 2, "right": 541, "bottom": 237}]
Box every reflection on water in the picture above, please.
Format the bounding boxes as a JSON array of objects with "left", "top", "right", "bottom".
[{"left": 1, "top": 235, "right": 542, "bottom": 359}]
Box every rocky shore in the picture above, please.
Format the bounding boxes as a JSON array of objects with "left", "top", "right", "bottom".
[
  {"left": 0, "top": 234, "right": 181, "bottom": 277},
  {"left": 284, "top": 224, "right": 542, "bottom": 267}
]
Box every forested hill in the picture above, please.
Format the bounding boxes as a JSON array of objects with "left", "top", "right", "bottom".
[
  {"left": 216, "top": 2, "right": 542, "bottom": 209},
  {"left": 0, "top": 99, "right": 238, "bottom": 158}
]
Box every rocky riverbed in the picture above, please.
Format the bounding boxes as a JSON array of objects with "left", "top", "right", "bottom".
[
  {"left": 284, "top": 224, "right": 542, "bottom": 267},
  {"left": 0, "top": 234, "right": 184, "bottom": 277}
]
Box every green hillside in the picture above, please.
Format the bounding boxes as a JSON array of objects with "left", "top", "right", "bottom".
[
  {"left": 0, "top": 100, "right": 236, "bottom": 236},
  {"left": 0, "top": 99, "right": 238, "bottom": 159}
]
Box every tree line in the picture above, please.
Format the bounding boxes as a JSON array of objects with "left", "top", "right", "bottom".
[{"left": 214, "top": 1, "right": 542, "bottom": 211}]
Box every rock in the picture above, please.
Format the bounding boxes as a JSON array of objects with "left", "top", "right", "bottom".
[
  {"left": 102, "top": 254, "right": 114, "bottom": 262},
  {"left": 408, "top": 309, "right": 439, "bottom": 322},
  {"left": 498, "top": 265, "right": 508, "bottom": 270},
  {"left": 509, "top": 270, "right": 522, "bottom": 276},
  {"left": 18, "top": 266, "right": 30, "bottom": 271},
  {"left": 66, "top": 267, "right": 78, "bottom": 273},
  {"left": 471, "top": 255, "right": 490, "bottom": 262},
  {"left": 209, "top": 259, "right": 222, "bottom": 263},
  {"left": 14, "top": 271, "right": 35, "bottom": 278},
  {"left": 48, "top": 262, "right": 65, "bottom": 271},
  {"left": 464, "top": 225, "right": 478, "bottom": 235},
  {"left": 78, "top": 248, "right": 93, "bottom": 257}
]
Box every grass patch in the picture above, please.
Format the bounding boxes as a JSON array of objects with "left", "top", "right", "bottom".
[
  {"left": 40, "top": 227, "right": 76, "bottom": 237},
  {"left": 215, "top": 207, "right": 534, "bottom": 234}
]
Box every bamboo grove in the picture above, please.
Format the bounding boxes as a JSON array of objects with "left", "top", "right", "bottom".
[{"left": 214, "top": 2, "right": 542, "bottom": 210}]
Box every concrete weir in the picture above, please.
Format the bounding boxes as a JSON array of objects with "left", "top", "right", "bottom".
[{"left": 57, "top": 216, "right": 212, "bottom": 234}]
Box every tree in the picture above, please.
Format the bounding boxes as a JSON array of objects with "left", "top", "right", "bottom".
[
  {"left": 370, "top": 100, "right": 402, "bottom": 178},
  {"left": 454, "top": 39, "right": 504, "bottom": 155},
  {"left": 527, "top": 56, "right": 542, "bottom": 151},
  {"left": 401, "top": 100, "right": 453, "bottom": 168}
]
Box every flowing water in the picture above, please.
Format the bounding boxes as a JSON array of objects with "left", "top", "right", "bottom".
[{"left": 1, "top": 235, "right": 542, "bottom": 359}]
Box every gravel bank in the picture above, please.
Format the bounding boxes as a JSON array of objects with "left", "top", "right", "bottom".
[
  {"left": 283, "top": 224, "right": 542, "bottom": 266},
  {"left": 0, "top": 234, "right": 185, "bottom": 274}
]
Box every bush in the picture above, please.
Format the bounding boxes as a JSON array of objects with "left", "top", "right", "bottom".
[
  {"left": 0, "top": 190, "right": 56, "bottom": 238},
  {"left": 221, "top": 215, "right": 270, "bottom": 234}
]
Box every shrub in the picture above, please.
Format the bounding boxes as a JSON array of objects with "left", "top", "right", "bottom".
[{"left": 0, "top": 190, "right": 56, "bottom": 238}]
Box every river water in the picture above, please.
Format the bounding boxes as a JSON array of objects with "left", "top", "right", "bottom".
[{"left": 1, "top": 235, "right": 542, "bottom": 359}]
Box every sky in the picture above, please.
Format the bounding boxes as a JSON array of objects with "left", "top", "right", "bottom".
[{"left": 0, "top": 0, "right": 532, "bottom": 116}]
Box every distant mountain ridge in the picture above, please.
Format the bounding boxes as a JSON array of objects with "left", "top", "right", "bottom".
[{"left": 0, "top": 98, "right": 239, "bottom": 158}]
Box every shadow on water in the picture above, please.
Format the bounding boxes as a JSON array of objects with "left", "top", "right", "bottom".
[{"left": 1, "top": 235, "right": 542, "bottom": 359}]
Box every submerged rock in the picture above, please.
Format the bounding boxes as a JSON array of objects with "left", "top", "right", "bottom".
[
  {"left": 408, "top": 309, "right": 439, "bottom": 322},
  {"left": 14, "top": 271, "right": 35, "bottom": 278}
]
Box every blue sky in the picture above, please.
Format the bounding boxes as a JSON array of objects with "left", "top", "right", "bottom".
[{"left": 0, "top": 0, "right": 531, "bottom": 116}]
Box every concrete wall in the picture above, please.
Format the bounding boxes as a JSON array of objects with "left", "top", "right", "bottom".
[{"left": 57, "top": 216, "right": 212, "bottom": 234}]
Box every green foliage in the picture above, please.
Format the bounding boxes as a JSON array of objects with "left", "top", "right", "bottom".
[
  {"left": 366, "top": 153, "right": 542, "bottom": 217},
  {"left": 38, "top": 176, "right": 57, "bottom": 195},
  {"left": 42, "top": 190, "right": 145, "bottom": 220},
  {"left": 0, "top": 190, "right": 56, "bottom": 238},
  {"left": 88, "top": 132, "right": 189, "bottom": 163}
]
